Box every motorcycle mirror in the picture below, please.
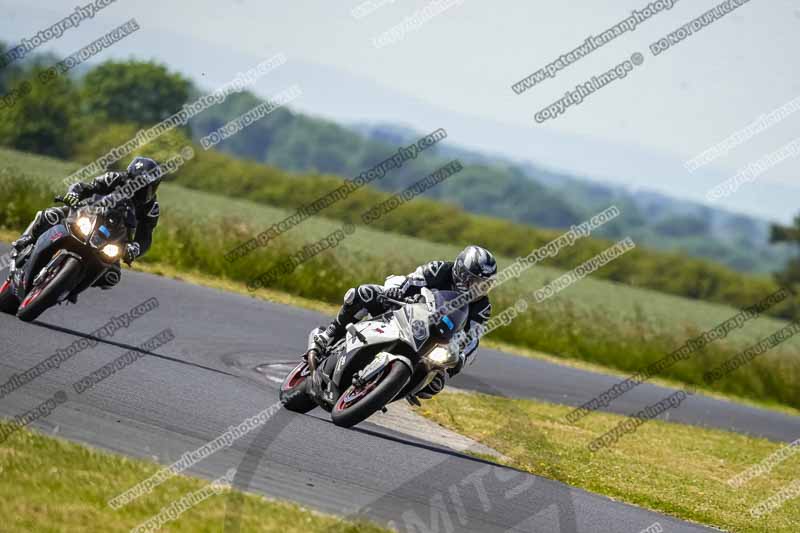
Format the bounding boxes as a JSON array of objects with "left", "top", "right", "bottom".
[{"left": 346, "top": 323, "right": 367, "bottom": 344}]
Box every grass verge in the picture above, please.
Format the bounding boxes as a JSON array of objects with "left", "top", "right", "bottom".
[
  {"left": 419, "top": 392, "right": 800, "bottom": 533},
  {"left": 0, "top": 424, "right": 388, "bottom": 532}
]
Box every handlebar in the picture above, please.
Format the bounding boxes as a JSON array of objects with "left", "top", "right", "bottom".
[{"left": 380, "top": 296, "right": 421, "bottom": 307}]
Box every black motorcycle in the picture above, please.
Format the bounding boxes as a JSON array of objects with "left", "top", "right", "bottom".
[
  {"left": 0, "top": 195, "right": 132, "bottom": 322},
  {"left": 280, "top": 288, "right": 467, "bottom": 428}
]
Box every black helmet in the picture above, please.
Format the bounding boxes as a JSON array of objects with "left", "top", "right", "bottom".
[
  {"left": 126, "top": 156, "right": 162, "bottom": 204},
  {"left": 453, "top": 245, "right": 497, "bottom": 296}
]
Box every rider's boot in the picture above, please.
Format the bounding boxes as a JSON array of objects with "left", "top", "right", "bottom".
[
  {"left": 310, "top": 288, "right": 365, "bottom": 364},
  {"left": 11, "top": 222, "right": 37, "bottom": 256},
  {"left": 11, "top": 210, "right": 51, "bottom": 257},
  {"left": 11, "top": 235, "right": 33, "bottom": 255},
  {"left": 313, "top": 321, "right": 345, "bottom": 357}
]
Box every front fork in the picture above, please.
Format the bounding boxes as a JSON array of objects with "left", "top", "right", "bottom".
[
  {"left": 31, "top": 250, "right": 79, "bottom": 287},
  {"left": 30, "top": 250, "right": 82, "bottom": 304}
]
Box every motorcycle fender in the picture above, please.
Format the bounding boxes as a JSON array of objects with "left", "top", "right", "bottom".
[
  {"left": 23, "top": 224, "right": 72, "bottom": 292},
  {"left": 354, "top": 351, "right": 413, "bottom": 385},
  {"left": 332, "top": 321, "right": 399, "bottom": 387}
]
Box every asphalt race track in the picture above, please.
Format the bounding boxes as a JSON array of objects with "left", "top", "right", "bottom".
[{"left": 2, "top": 251, "right": 795, "bottom": 531}]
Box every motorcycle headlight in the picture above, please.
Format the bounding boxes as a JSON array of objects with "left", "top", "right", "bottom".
[
  {"left": 101, "top": 244, "right": 121, "bottom": 259},
  {"left": 427, "top": 345, "right": 454, "bottom": 365},
  {"left": 76, "top": 216, "right": 94, "bottom": 237}
]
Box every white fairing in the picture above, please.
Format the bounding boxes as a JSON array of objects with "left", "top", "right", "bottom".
[{"left": 346, "top": 320, "right": 404, "bottom": 352}]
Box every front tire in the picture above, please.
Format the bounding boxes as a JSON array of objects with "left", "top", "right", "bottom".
[
  {"left": 17, "top": 257, "right": 81, "bottom": 323},
  {"left": 0, "top": 277, "right": 19, "bottom": 315},
  {"left": 331, "top": 361, "right": 411, "bottom": 428},
  {"left": 280, "top": 361, "right": 317, "bottom": 414}
]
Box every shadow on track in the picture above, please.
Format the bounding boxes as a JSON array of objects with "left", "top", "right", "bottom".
[{"left": 34, "top": 321, "right": 237, "bottom": 378}]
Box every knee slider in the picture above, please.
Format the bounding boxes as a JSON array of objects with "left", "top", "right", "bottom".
[
  {"left": 44, "top": 208, "right": 62, "bottom": 225},
  {"left": 344, "top": 288, "right": 356, "bottom": 305},
  {"left": 101, "top": 268, "right": 121, "bottom": 287}
]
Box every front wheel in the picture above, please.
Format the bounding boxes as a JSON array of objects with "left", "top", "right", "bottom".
[
  {"left": 17, "top": 257, "right": 81, "bottom": 323},
  {"left": 279, "top": 361, "right": 317, "bottom": 414},
  {"left": 331, "top": 361, "right": 411, "bottom": 428}
]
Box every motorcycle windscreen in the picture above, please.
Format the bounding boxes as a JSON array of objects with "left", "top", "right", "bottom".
[
  {"left": 428, "top": 290, "right": 470, "bottom": 343},
  {"left": 399, "top": 290, "right": 470, "bottom": 347}
]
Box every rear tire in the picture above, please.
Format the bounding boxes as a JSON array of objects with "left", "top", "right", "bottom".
[
  {"left": 280, "top": 361, "right": 317, "bottom": 414},
  {"left": 0, "top": 277, "right": 19, "bottom": 315},
  {"left": 17, "top": 257, "right": 81, "bottom": 323},
  {"left": 331, "top": 361, "right": 411, "bottom": 428}
]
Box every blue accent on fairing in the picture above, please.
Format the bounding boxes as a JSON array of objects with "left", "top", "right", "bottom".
[
  {"left": 442, "top": 316, "right": 454, "bottom": 330},
  {"left": 98, "top": 225, "right": 111, "bottom": 237}
]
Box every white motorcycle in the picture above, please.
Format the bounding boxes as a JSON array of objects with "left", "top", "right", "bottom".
[{"left": 280, "top": 288, "right": 467, "bottom": 428}]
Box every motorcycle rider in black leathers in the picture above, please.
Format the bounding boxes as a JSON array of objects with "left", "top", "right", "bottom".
[
  {"left": 313, "top": 245, "right": 497, "bottom": 404},
  {"left": 10, "top": 156, "right": 162, "bottom": 296}
]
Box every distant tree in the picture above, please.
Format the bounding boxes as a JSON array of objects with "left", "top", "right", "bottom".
[
  {"left": 0, "top": 68, "right": 82, "bottom": 158},
  {"left": 74, "top": 122, "right": 192, "bottom": 171},
  {"left": 82, "top": 61, "right": 191, "bottom": 125},
  {"left": 770, "top": 214, "right": 800, "bottom": 287},
  {"left": 0, "top": 41, "right": 25, "bottom": 93}
]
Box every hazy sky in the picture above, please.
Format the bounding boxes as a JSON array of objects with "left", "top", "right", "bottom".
[{"left": 2, "top": 0, "right": 798, "bottom": 221}]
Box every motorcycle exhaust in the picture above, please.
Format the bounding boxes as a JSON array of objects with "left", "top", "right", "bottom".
[{"left": 306, "top": 327, "right": 324, "bottom": 371}]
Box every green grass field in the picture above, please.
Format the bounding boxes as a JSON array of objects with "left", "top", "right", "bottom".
[
  {"left": 1, "top": 147, "right": 799, "bottom": 411},
  {"left": 420, "top": 392, "right": 800, "bottom": 533},
  {"left": 0, "top": 425, "right": 387, "bottom": 532}
]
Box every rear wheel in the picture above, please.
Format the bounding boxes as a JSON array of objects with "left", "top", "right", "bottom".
[
  {"left": 0, "top": 277, "right": 19, "bottom": 315},
  {"left": 17, "top": 257, "right": 81, "bottom": 323},
  {"left": 280, "top": 361, "right": 317, "bottom": 414},
  {"left": 331, "top": 361, "right": 411, "bottom": 428}
]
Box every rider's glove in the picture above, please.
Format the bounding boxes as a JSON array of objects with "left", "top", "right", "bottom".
[
  {"left": 378, "top": 287, "right": 404, "bottom": 305},
  {"left": 63, "top": 191, "right": 81, "bottom": 208},
  {"left": 124, "top": 242, "right": 141, "bottom": 264}
]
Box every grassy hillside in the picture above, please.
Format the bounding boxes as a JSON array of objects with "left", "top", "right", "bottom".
[
  {"left": 1, "top": 147, "right": 799, "bottom": 411},
  {"left": 193, "top": 92, "right": 794, "bottom": 274}
]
